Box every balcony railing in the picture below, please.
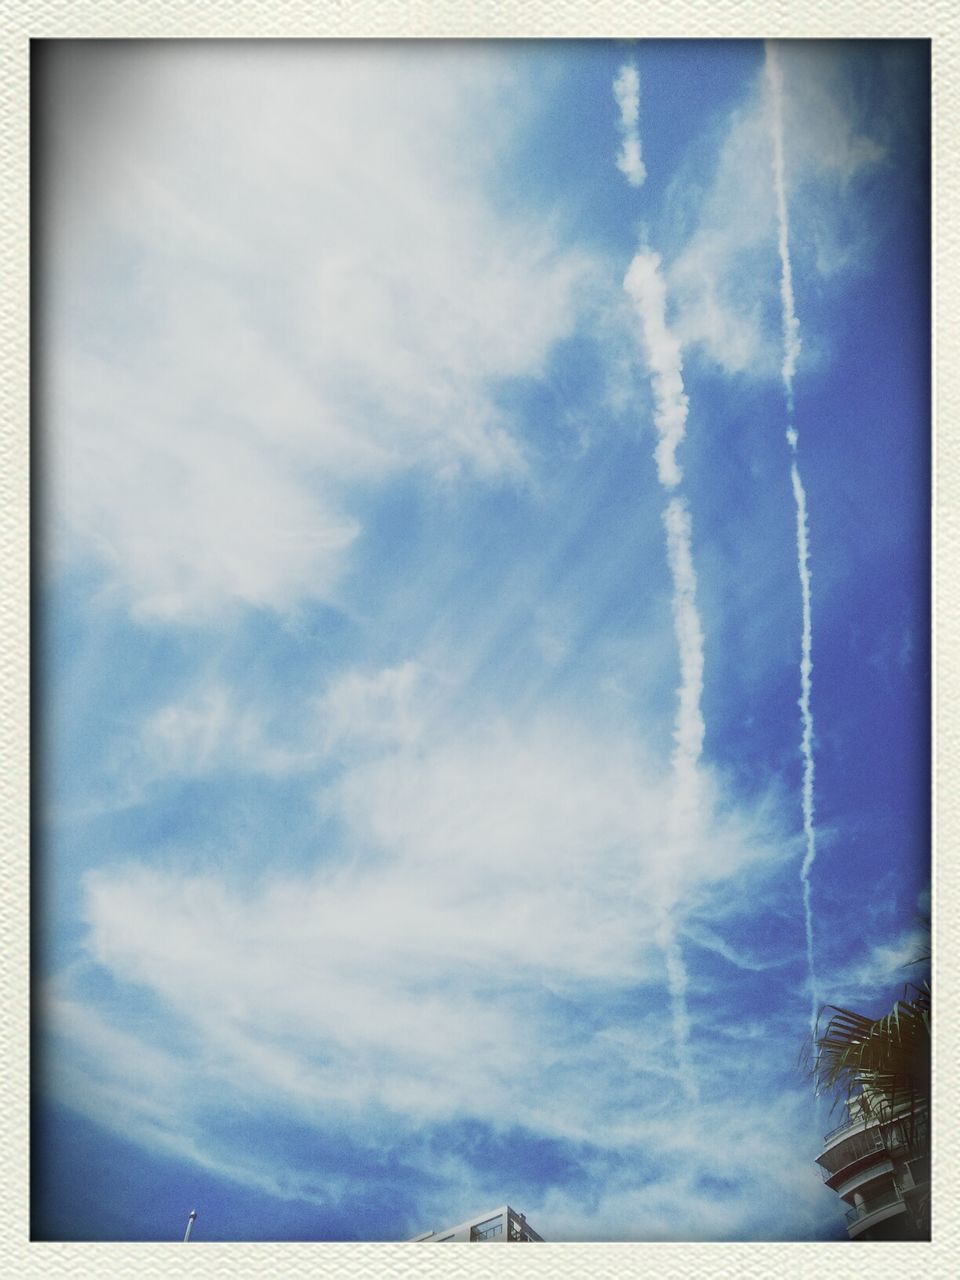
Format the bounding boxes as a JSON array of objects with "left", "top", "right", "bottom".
[
  {"left": 825, "top": 1101, "right": 928, "bottom": 1148},
  {"left": 844, "top": 1186, "right": 904, "bottom": 1226},
  {"left": 824, "top": 1118, "right": 856, "bottom": 1143}
]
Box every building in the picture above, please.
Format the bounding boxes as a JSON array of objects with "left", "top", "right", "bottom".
[
  {"left": 815, "top": 1096, "right": 930, "bottom": 1240},
  {"left": 411, "top": 1204, "right": 544, "bottom": 1242}
]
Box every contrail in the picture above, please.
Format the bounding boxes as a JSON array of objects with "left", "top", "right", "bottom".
[
  {"left": 625, "top": 248, "right": 704, "bottom": 1103},
  {"left": 765, "top": 39, "right": 819, "bottom": 1036},
  {"left": 663, "top": 494, "right": 706, "bottom": 794},
  {"left": 623, "top": 251, "right": 688, "bottom": 490},
  {"left": 613, "top": 62, "right": 647, "bottom": 188},
  {"left": 765, "top": 42, "right": 801, "bottom": 409}
]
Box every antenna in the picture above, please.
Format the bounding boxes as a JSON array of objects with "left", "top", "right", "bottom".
[{"left": 183, "top": 1209, "right": 198, "bottom": 1242}]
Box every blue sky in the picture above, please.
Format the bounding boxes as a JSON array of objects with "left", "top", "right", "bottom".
[{"left": 33, "top": 38, "right": 929, "bottom": 1242}]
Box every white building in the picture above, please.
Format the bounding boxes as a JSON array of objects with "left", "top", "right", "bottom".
[
  {"left": 411, "top": 1204, "right": 544, "bottom": 1242},
  {"left": 815, "top": 1098, "right": 929, "bottom": 1240}
]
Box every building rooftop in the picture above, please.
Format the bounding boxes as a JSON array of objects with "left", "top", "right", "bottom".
[{"left": 411, "top": 1204, "right": 543, "bottom": 1243}]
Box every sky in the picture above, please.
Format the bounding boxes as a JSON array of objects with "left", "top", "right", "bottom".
[{"left": 32, "top": 38, "right": 930, "bottom": 1243}]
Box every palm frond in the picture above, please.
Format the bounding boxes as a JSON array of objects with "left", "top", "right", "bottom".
[{"left": 811, "top": 982, "right": 930, "bottom": 1143}]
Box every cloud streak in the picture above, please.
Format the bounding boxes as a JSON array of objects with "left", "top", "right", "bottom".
[
  {"left": 624, "top": 251, "right": 689, "bottom": 490},
  {"left": 765, "top": 44, "right": 802, "bottom": 405},
  {"left": 613, "top": 63, "right": 647, "bottom": 188},
  {"left": 765, "top": 39, "right": 819, "bottom": 1036},
  {"left": 624, "top": 250, "right": 706, "bottom": 1101}
]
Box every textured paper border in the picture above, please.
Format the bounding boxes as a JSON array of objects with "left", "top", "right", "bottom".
[{"left": 2, "top": 3, "right": 955, "bottom": 1276}]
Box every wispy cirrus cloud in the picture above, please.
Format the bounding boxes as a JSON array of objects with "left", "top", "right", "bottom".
[
  {"left": 45, "top": 671, "right": 802, "bottom": 1231},
  {"left": 816, "top": 925, "right": 928, "bottom": 1015},
  {"left": 142, "top": 685, "right": 315, "bottom": 779}
]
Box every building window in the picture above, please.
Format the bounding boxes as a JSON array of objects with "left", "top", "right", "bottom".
[{"left": 470, "top": 1216, "right": 504, "bottom": 1241}]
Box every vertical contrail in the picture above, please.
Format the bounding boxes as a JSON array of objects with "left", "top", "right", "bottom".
[
  {"left": 613, "top": 62, "right": 647, "bottom": 188},
  {"left": 765, "top": 40, "right": 819, "bottom": 1036},
  {"left": 624, "top": 249, "right": 704, "bottom": 1103},
  {"left": 765, "top": 42, "right": 801, "bottom": 408}
]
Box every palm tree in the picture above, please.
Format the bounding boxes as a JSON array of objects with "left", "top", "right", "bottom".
[
  {"left": 807, "top": 956, "right": 930, "bottom": 1238},
  {"left": 812, "top": 980, "right": 930, "bottom": 1130}
]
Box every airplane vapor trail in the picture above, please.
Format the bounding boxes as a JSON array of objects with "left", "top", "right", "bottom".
[
  {"left": 663, "top": 494, "right": 706, "bottom": 795},
  {"left": 613, "top": 62, "right": 647, "bottom": 188},
  {"left": 765, "top": 42, "right": 801, "bottom": 409},
  {"left": 792, "top": 461, "right": 817, "bottom": 1026},
  {"left": 765, "top": 39, "right": 819, "bottom": 1035},
  {"left": 625, "top": 248, "right": 704, "bottom": 1103}
]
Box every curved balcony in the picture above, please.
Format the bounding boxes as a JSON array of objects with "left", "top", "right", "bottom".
[
  {"left": 834, "top": 1159, "right": 894, "bottom": 1201},
  {"left": 844, "top": 1186, "right": 908, "bottom": 1239},
  {"left": 817, "top": 1126, "right": 886, "bottom": 1190}
]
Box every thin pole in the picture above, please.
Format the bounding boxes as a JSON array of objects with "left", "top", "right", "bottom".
[{"left": 183, "top": 1210, "right": 197, "bottom": 1242}]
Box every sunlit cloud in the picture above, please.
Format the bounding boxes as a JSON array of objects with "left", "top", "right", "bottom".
[{"left": 43, "top": 42, "right": 591, "bottom": 621}]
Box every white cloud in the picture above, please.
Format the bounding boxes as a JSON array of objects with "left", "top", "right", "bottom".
[
  {"left": 43, "top": 43, "right": 592, "bottom": 620},
  {"left": 318, "top": 661, "right": 429, "bottom": 754},
  {"left": 71, "top": 697, "right": 785, "bottom": 1110},
  {"left": 138, "top": 663, "right": 436, "bottom": 782},
  {"left": 780, "top": 42, "right": 886, "bottom": 185}
]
